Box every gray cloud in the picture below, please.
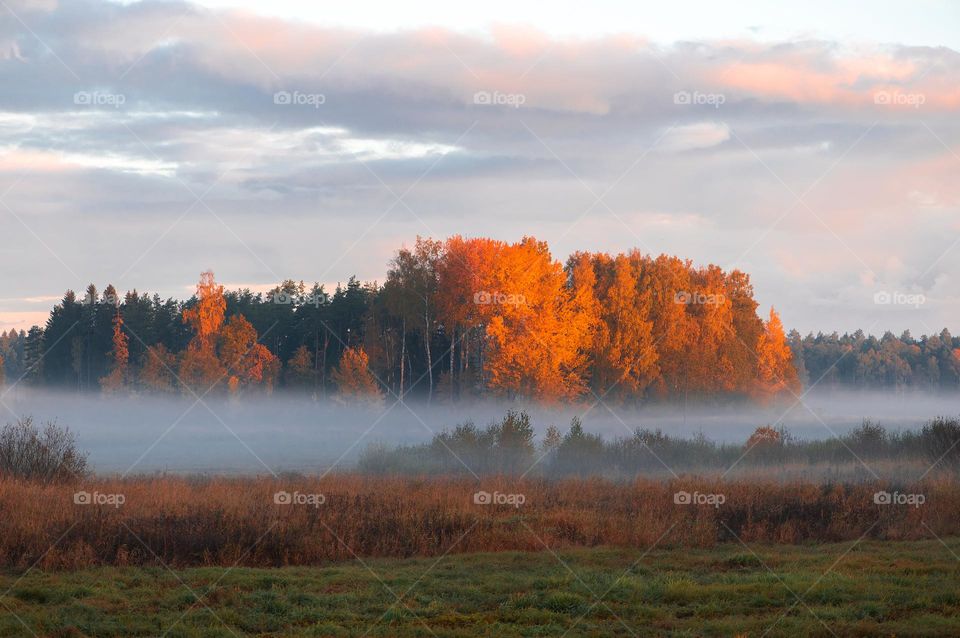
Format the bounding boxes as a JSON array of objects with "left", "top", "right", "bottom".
[{"left": 0, "top": 0, "right": 958, "bottom": 335}]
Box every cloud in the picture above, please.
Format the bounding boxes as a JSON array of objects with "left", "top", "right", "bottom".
[{"left": 0, "top": 0, "right": 957, "bottom": 335}]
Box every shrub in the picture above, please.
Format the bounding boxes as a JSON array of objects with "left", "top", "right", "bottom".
[
  {"left": 844, "top": 420, "right": 887, "bottom": 457},
  {"left": 744, "top": 425, "right": 792, "bottom": 465},
  {"left": 921, "top": 417, "right": 960, "bottom": 473},
  {"left": 0, "top": 417, "right": 89, "bottom": 483}
]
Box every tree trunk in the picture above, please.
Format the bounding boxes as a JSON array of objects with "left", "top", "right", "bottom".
[
  {"left": 399, "top": 318, "right": 406, "bottom": 399},
  {"left": 321, "top": 332, "right": 329, "bottom": 400},
  {"left": 424, "top": 308, "right": 433, "bottom": 404},
  {"left": 449, "top": 324, "right": 456, "bottom": 402}
]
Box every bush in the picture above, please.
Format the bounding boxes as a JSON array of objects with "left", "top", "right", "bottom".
[
  {"left": 844, "top": 420, "right": 887, "bottom": 457},
  {"left": 0, "top": 417, "right": 88, "bottom": 483},
  {"left": 921, "top": 417, "right": 960, "bottom": 473}
]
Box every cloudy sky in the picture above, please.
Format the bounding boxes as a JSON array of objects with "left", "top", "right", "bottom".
[{"left": 1, "top": 0, "right": 958, "bottom": 335}]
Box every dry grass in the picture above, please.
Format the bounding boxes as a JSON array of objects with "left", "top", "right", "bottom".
[{"left": 0, "top": 474, "right": 956, "bottom": 570}]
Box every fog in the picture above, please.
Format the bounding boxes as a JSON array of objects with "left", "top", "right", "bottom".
[{"left": 1, "top": 388, "right": 956, "bottom": 474}]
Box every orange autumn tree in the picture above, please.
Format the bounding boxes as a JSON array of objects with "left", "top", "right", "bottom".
[
  {"left": 436, "top": 235, "right": 500, "bottom": 398},
  {"left": 756, "top": 307, "right": 801, "bottom": 399},
  {"left": 100, "top": 308, "right": 130, "bottom": 394},
  {"left": 140, "top": 343, "right": 178, "bottom": 393},
  {"left": 685, "top": 264, "right": 738, "bottom": 394},
  {"left": 483, "top": 237, "right": 592, "bottom": 401},
  {"left": 570, "top": 251, "right": 659, "bottom": 402},
  {"left": 331, "top": 346, "right": 384, "bottom": 405},
  {"left": 179, "top": 270, "right": 227, "bottom": 392},
  {"left": 219, "top": 314, "right": 280, "bottom": 394}
]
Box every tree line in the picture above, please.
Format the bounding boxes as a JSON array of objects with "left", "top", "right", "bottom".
[
  {"left": 0, "top": 234, "right": 903, "bottom": 404},
  {"left": 789, "top": 329, "right": 960, "bottom": 391}
]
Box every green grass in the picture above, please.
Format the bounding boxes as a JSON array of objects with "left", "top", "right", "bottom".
[{"left": 2, "top": 539, "right": 960, "bottom": 637}]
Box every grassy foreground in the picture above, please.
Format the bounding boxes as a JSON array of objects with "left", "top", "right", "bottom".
[{"left": 2, "top": 540, "right": 960, "bottom": 637}]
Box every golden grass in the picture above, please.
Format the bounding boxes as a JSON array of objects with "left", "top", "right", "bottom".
[{"left": 0, "top": 474, "right": 953, "bottom": 569}]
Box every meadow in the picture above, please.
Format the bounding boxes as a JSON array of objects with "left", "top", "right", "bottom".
[
  {"left": 2, "top": 414, "right": 960, "bottom": 636},
  {"left": 0, "top": 473, "right": 955, "bottom": 569},
  {"left": 3, "top": 540, "right": 960, "bottom": 637}
]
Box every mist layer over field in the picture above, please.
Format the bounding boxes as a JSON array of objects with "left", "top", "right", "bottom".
[{"left": 2, "top": 389, "right": 955, "bottom": 474}]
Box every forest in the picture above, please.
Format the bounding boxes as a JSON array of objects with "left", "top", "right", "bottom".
[{"left": 0, "top": 236, "right": 954, "bottom": 403}]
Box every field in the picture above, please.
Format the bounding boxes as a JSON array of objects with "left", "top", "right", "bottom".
[
  {"left": 0, "top": 474, "right": 956, "bottom": 568},
  {"left": 3, "top": 539, "right": 960, "bottom": 637},
  {"left": 3, "top": 418, "right": 960, "bottom": 636}
]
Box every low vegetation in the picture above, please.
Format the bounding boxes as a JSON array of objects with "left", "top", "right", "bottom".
[
  {"left": 359, "top": 411, "right": 960, "bottom": 478},
  {"left": 3, "top": 540, "right": 960, "bottom": 636},
  {"left": 0, "top": 473, "right": 957, "bottom": 569},
  {"left": 0, "top": 417, "right": 88, "bottom": 483}
]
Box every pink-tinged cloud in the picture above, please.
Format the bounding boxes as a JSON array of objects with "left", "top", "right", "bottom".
[
  {"left": 59, "top": 7, "right": 960, "bottom": 114},
  {"left": 0, "top": 149, "right": 73, "bottom": 173},
  {"left": 0, "top": 311, "right": 50, "bottom": 332}
]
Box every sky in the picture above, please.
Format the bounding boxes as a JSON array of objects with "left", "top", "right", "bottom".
[{"left": 1, "top": 0, "right": 958, "bottom": 336}]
